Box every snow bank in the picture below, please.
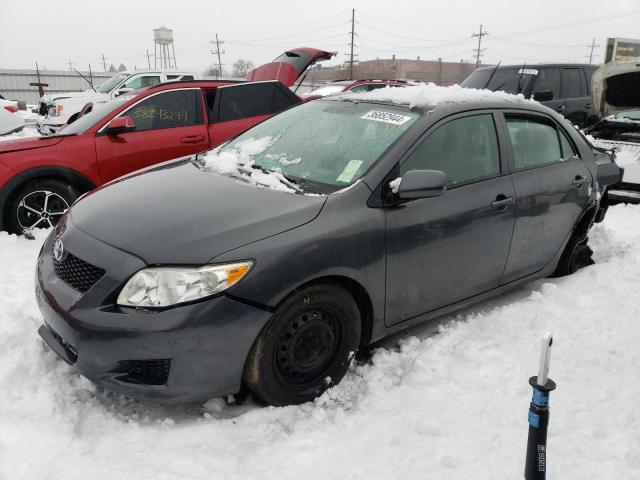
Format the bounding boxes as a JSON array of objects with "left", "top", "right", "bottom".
[
  {"left": 0, "top": 125, "right": 41, "bottom": 143},
  {"left": 200, "top": 136, "right": 299, "bottom": 193},
  {"left": 342, "top": 82, "right": 530, "bottom": 109},
  {"left": 2, "top": 206, "right": 640, "bottom": 479}
]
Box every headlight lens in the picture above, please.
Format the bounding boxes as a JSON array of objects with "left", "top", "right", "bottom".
[
  {"left": 48, "top": 104, "right": 63, "bottom": 116},
  {"left": 116, "top": 261, "right": 253, "bottom": 308}
]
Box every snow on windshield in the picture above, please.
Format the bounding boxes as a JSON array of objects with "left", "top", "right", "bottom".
[
  {"left": 342, "top": 82, "right": 530, "bottom": 109},
  {"left": 200, "top": 136, "right": 301, "bottom": 194}
]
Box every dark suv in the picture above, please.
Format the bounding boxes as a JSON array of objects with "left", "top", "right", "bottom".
[{"left": 462, "top": 64, "right": 599, "bottom": 127}]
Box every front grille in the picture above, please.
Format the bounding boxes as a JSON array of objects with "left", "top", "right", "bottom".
[
  {"left": 54, "top": 253, "right": 105, "bottom": 293},
  {"left": 120, "top": 360, "right": 171, "bottom": 386}
]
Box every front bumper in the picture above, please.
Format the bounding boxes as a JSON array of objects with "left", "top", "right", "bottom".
[{"left": 35, "top": 223, "right": 271, "bottom": 403}]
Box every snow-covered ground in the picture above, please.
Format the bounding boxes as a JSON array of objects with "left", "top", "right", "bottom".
[{"left": 1, "top": 205, "right": 640, "bottom": 479}]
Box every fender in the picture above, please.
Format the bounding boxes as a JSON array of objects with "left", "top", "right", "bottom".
[{"left": 0, "top": 166, "right": 96, "bottom": 230}]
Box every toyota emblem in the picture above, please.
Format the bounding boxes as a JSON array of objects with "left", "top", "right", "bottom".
[{"left": 53, "top": 238, "right": 64, "bottom": 262}]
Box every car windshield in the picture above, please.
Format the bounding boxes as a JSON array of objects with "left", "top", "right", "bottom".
[
  {"left": 202, "top": 100, "right": 419, "bottom": 194},
  {"left": 95, "top": 73, "right": 130, "bottom": 93},
  {"left": 462, "top": 68, "right": 537, "bottom": 94},
  {"left": 306, "top": 84, "right": 348, "bottom": 96},
  {"left": 615, "top": 110, "right": 640, "bottom": 121},
  {"left": 59, "top": 96, "right": 132, "bottom": 135}
]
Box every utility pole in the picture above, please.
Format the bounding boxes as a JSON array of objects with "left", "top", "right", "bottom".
[
  {"left": 100, "top": 54, "right": 108, "bottom": 72},
  {"left": 349, "top": 9, "right": 355, "bottom": 80},
  {"left": 143, "top": 49, "right": 152, "bottom": 69},
  {"left": 472, "top": 24, "right": 488, "bottom": 66},
  {"left": 210, "top": 34, "right": 225, "bottom": 78},
  {"left": 587, "top": 38, "right": 600, "bottom": 64},
  {"left": 30, "top": 61, "right": 49, "bottom": 98},
  {"left": 67, "top": 60, "right": 75, "bottom": 71}
]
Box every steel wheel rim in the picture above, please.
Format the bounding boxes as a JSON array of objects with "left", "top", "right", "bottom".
[
  {"left": 16, "top": 190, "right": 69, "bottom": 230},
  {"left": 275, "top": 308, "right": 341, "bottom": 386}
]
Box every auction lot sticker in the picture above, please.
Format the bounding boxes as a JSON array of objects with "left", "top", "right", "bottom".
[{"left": 361, "top": 110, "right": 412, "bottom": 125}]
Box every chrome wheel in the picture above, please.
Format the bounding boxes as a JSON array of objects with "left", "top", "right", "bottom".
[{"left": 16, "top": 190, "right": 69, "bottom": 230}]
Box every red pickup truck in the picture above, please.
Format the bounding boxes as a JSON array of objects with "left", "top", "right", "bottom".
[{"left": 0, "top": 48, "right": 334, "bottom": 234}]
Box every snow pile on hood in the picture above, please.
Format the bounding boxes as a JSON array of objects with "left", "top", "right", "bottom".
[
  {"left": 200, "top": 136, "right": 299, "bottom": 193},
  {"left": 341, "top": 82, "right": 530, "bottom": 109}
]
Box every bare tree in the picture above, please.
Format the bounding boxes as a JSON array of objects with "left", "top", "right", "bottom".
[
  {"left": 108, "top": 64, "right": 117, "bottom": 73},
  {"left": 117, "top": 63, "right": 127, "bottom": 72},
  {"left": 204, "top": 65, "right": 226, "bottom": 77},
  {"left": 232, "top": 59, "right": 254, "bottom": 78}
]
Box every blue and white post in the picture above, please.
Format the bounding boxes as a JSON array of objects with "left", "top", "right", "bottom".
[{"left": 524, "top": 332, "right": 556, "bottom": 480}]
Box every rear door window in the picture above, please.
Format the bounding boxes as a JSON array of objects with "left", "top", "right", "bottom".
[
  {"left": 562, "top": 68, "right": 583, "bottom": 98},
  {"left": 400, "top": 113, "right": 501, "bottom": 186},
  {"left": 506, "top": 116, "right": 563, "bottom": 170},
  {"left": 532, "top": 68, "right": 560, "bottom": 99},
  {"left": 214, "top": 82, "right": 300, "bottom": 123},
  {"left": 123, "top": 89, "right": 203, "bottom": 131}
]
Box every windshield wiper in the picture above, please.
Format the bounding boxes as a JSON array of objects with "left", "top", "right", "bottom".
[{"left": 250, "top": 164, "right": 303, "bottom": 192}]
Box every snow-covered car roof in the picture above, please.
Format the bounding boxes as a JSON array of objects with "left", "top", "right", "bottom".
[{"left": 340, "top": 83, "right": 532, "bottom": 110}]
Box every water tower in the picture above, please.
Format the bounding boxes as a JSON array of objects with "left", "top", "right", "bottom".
[{"left": 153, "top": 26, "right": 177, "bottom": 69}]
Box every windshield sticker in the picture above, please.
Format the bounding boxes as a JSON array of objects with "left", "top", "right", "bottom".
[
  {"left": 518, "top": 68, "right": 539, "bottom": 75},
  {"left": 361, "top": 110, "right": 412, "bottom": 125},
  {"left": 336, "top": 160, "right": 363, "bottom": 183}
]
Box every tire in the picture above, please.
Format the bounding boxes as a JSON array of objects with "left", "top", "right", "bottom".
[
  {"left": 5, "top": 179, "right": 78, "bottom": 235},
  {"left": 553, "top": 235, "right": 594, "bottom": 277},
  {"left": 243, "top": 283, "right": 361, "bottom": 406}
]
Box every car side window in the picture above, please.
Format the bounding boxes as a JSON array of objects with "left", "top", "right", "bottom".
[
  {"left": 348, "top": 84, "right": 369, "bottom": 93},
  {"left": 583, "top": 68, "right": 595, "bottom": 95},
  {"left": 124, "top": 76, "right": 161, "bottom": 89},
  {"left": 562, "top": 68, "right": 583, "bottom": 98},
  {"left": 533, "top": 68, "right": 560, "bottom": 99},
  {"left": 559, "top": 129, "right": 577, "bottom": 159},
  {"left": 216, "top": 83, "right": 299, "bottom": 123},
  {"left": 124, "top": 89, "right": 203, "bottom": 132},
  {"left": 400, "top": 114, "right": 501, "bottom": 186},
  {"left": 506, "top": 116, "right": 563, "bottom": 170}
]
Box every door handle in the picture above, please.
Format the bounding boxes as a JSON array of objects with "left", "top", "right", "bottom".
[
  {"left": 572, "top": 175, "right": 587, "bottom": 187},
  {"left": 556, "top": 105, "right": 566, "bottom": 111},
  {"left": 491, "top": 195, "right": 514, "bottom": 210},
  {"left": 180, "top": 135, "right": 205, "bottom": 144}
]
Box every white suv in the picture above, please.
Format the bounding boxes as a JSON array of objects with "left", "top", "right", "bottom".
[{"left": 37, "top": 71, "right": 199, "bottom": 134}]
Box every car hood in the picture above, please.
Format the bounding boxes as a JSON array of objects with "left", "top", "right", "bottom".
[
  {"left": 592, "top": 61, "right": 640, "bottom": 116},
  {"left": 246, "top": 48, "right": 335, "bottom": 87},
  {"left": 41, "top": 90, "right": 107, "bottom": 103},
  {"left": 69, "top": 160, "right": 327, "bottom": 265},
  {"left": 0, "top": 134, "right": 63, "bottom": 154}
]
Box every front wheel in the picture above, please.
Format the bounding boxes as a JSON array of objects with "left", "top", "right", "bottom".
[
  {"left": 243, "top": 284, "right": 361, "bottom": 406},
  {"left": 5, "top": 179, "right": 78, "bottom": 235}
]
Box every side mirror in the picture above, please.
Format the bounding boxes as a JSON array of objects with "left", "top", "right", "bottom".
[
  {"left": 105, "top": 115, "right": 135, "bottom": 135},
  {"left": 397, "top": 169, "right": 447, "bottom": 199},
  {"left": 533, "top": 90, "right": 554, "bottom": 102},
  {"left": 115, "top": 88, "right": 133, "bottom": 97}
]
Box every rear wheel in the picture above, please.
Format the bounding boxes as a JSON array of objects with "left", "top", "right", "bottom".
[
  {"left": 243, "top": 284, "right": 361, "bottom": 406},
  {"left": 5, "top": 179, "right": 78, "bottom": 235},
  {"left": 553, "top": 235, "right": 594, "bottom": 277}
]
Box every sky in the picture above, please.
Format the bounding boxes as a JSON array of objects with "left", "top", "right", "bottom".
[{"left": 1, "top": 0, "right": 640, "bottom": 73}]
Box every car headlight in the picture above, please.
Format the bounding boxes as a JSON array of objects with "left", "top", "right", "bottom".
[
  {"left": 48, "top": 105, "right": 63, "bottom": 117},
  {"left": 116, "top": 261, "right": 253, "bottom": 308}
]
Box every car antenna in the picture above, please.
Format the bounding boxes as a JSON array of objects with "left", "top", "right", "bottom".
[
  {"left": 516, "top": 62, "right": 527, "bottom": 94},
  {"left": 483, "top": 60, "right": 502, "bottom": 89},
  {"left": 72, "top": 67, "right": 97, "bottom": 93}
]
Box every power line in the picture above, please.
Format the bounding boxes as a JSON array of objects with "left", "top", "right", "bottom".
[
  {"left": 587, "top": 38, "right": 600, "bottom": 63},
  {"left": 471, "top": 24, "right": 488, "bottom": 65}
]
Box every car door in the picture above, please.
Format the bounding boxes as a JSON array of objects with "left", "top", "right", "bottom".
[
  {"left": 208, "top": 82, "right": 300, "bottom": 147},
  {"left": 500, "top": 112, "right": 592, "bottom": 284},
  {"left": 531, "top": 67, "right": 563, "bottom": 113},
  {"left": 561, "top": 67, "right": 588, "bottom": 125},
  {"left": 384, "top": 111, "right": 516, "bottom": 326},
  {"left": 94, "top": 88, "right": 209, "bottom": 182}
]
